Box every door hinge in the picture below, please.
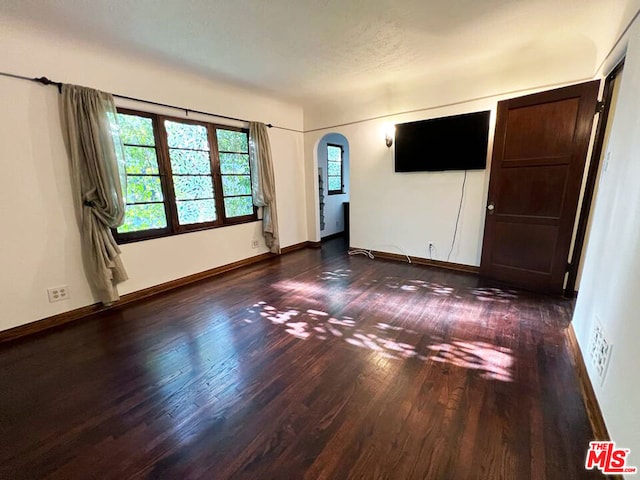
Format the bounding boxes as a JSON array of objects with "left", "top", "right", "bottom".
[
  {"left": 566, "top": 261, "right": 572, "bottom": 272},
  {"left": 595, "top": 101, "right": 605, "bottom": 115}
]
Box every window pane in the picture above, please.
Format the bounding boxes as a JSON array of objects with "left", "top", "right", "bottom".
[
  {"left": 219, "top": 153, "right": 250, "bottom": 174},
  {"left": 165, "top": 121, "right": 209, "bottom": 150},
  {"left": 328, "top": 161, "right": 341, "bottom": 176},
  {"left": 169, "top": 149, "right": 212, "bottom": 175},
  {"left": 173, "top": 175, "right": 214, "bottom": 200},
  {"left": 216, "top": 129, "right": 248, "bottom": 152},
  {"left": 224, "top": 196, "right": 254, "bottom": 218},
  {"left": 327, "top": 146, "right": 341, "bottom": 161},
  {"left": 118, "top": 203, "right": 167, "bottom": 233},
  {"left": 124, "top": 146, "right": 159, "bottom": 174},
  {"left": 118, "top": 114, "right": 155, "bottom": 146},
  {"left": 222, "top": 175, "right": 251, "bottom": 196},
  {"left": 177, "top": 199, "right": 216, "bottom": 224},
  {"left": 126, "top": 175, "right": 164, "bottom": 203},
  {"left": 328, "top": 177, "right": 342, "bottom": 192}
]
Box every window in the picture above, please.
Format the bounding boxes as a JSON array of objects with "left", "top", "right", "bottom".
[
  {"left": 327, "top": 144, "right": 344, "bottom": 195},
  {"left": 115, "top": 109, "right": 256, "bottom": 242}
]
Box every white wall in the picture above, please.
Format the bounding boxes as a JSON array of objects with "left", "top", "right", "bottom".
[
  {"left": 306, "top": 98, "right": 500, "bottom": 265},
  {"left": 572, "top": 17, "right": 640, "bottom": 472},
  {"left": 0, "top": 19, "right": 306, "bottom": 332},
  {"left": 317, "top": 133, "right": 350, "bottom": 238},
  {"left": 575, "top": 73, "right": 623, "bottom": 289},
  {"left": 302, "top": 47, "right": 597, "bottom": 133},
  {"left": 300, "top": 17, "right": 615, "bottom": 261},
  {"left": 303, "top": 69, "right": 612, "bottom": 267}
]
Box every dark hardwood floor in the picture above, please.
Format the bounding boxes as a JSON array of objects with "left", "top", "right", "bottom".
[{"left": 0, "top": 239, "right": 599, "bottom": 479}]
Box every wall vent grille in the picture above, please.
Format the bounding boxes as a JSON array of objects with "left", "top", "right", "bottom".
[{"left": 588, "top": 319, "right": 612, "bottom": 384}]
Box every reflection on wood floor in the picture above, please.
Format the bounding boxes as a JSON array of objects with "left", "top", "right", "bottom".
[{"left": 0, "top": 238, "right": 598, "bottom": 479}]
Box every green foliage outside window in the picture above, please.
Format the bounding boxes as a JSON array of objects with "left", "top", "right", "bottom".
[
  {"left": 169, "top": 149, "right": 211, "bottom": 175},
  {"left": 118, "top": 114, "right": 155, "bottom": 146},
  {"left": 219, "top": 153, "right": 250, "bottom": 174},
  {"left": 126, "top": 176, "right": 164, "bottom": 203},
  {"left": 165, "top": 121, "right": 209, "bottom": 150},
  {"left": 173, "top": 176, "right": 215, "bottom": 201},
  {"left": 165, "top": 120, "right": 217, "bottom": 225},
  {"left": 117, "top": 113, "right": 167, "bottom": 234},
  {"left": 177, "top": 199, "right": 216, "bottom": 225},
  {"left": 124, "top": 147, "right": 160, "bottom": 174},
  {"left": 224, "top": 196, "right": 254, "bottom": 218},
  {"left": 222, "top": 175, "right": 251, "bottom": 197},
  {"left": 119, "top": 204, "right": 167, "bottom": 232},
  {"left": 217, "top": 129, "right": 248, "bottom": 152},
  {"left": 114, "top": 113, "right": 256, "bottom": 239},
  {"left": 218, "top": 129, "right": 253, "bottom": 218}
]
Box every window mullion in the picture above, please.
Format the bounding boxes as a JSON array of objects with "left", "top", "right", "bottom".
[
  {"left": 209, "top": 125, "right": 226, "bottom": 225},
  {"left": 155, "top": 114, "right": 180, "bottom": 234}
]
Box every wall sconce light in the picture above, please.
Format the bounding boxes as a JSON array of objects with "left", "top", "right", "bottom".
[{"left": 383, "top": 123, "right": 395, "bottom": 148}]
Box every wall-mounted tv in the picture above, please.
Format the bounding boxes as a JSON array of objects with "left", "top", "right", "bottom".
[{"left": 394, "top": 111, "right": 490, "bottom": 172}]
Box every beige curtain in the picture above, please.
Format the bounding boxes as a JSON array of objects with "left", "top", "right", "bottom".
[
  {"left": 249, "top": 122, "right": 280, "bottom": 254},
  {"left": 60, "top": 84, "right": 128, "bottom": 304}
]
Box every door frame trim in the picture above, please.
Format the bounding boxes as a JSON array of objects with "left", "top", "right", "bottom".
[{"left": 564, "top": 60, "right": 625, "bottom": 296}]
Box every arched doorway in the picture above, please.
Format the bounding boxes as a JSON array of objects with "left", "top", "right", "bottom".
[{"left": 316, "top": 133, "right": 350, "bottom": 241}]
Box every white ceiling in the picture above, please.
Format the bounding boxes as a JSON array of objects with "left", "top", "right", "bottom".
[{"left": 2, "top": 0, "right": 639, "bottom": 106}]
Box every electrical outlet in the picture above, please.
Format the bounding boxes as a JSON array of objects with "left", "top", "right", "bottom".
[
  {"left": 251, "top": 239, "right": 259, "bottom": 249},
  {"left": 588, "top": 318, "right": 612, "bottom": 384},
  {"left": 47, "top": 285, "right": 69, "bottom": 303}
]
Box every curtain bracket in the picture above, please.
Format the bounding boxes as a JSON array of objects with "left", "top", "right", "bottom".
[{"left": 33, "top": 76, "right": 62, "bottom": 93}]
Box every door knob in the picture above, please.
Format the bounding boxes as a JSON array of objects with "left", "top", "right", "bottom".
[{"left": 487, "top": 202, "right": 495, "bottom": 214}]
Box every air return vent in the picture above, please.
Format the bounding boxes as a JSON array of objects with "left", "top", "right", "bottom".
[{"left": 588, "top": 318, "right": 612, "bottom": 384}]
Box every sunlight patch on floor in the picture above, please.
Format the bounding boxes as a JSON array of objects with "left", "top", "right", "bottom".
[
  {"left": 244, "top": 302, "right": 515, "bottom": 382},
  {"left": 270, "top": 277, "right": 362, "bottom": 305},
  {"left": 318, "top": 269, "right": 352, "bottom": 281},
  {"left": 384, "top": 277, "right": 456, "bottom": 296},
  {"left": 469, "top": 287, "right": 519, "bottom": 302},
  {"left": 427, "top": 341, "right": 514, "bottom": 382},
  {"left": 379, "top": 277, "right": 519, "bottom": 303}
]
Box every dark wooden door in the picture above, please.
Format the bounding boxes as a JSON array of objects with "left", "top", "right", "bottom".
[{"left": 480, "top": 81, "right": 600, "bottom": 294}]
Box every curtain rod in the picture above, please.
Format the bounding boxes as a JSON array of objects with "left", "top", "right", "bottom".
[{"left": 0, "top": 71, "right": 303, "bottom": 133}]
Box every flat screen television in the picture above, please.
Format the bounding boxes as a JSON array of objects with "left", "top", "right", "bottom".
[{"left": 394, "top": 111, "right": 490, "bottom": 172}]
